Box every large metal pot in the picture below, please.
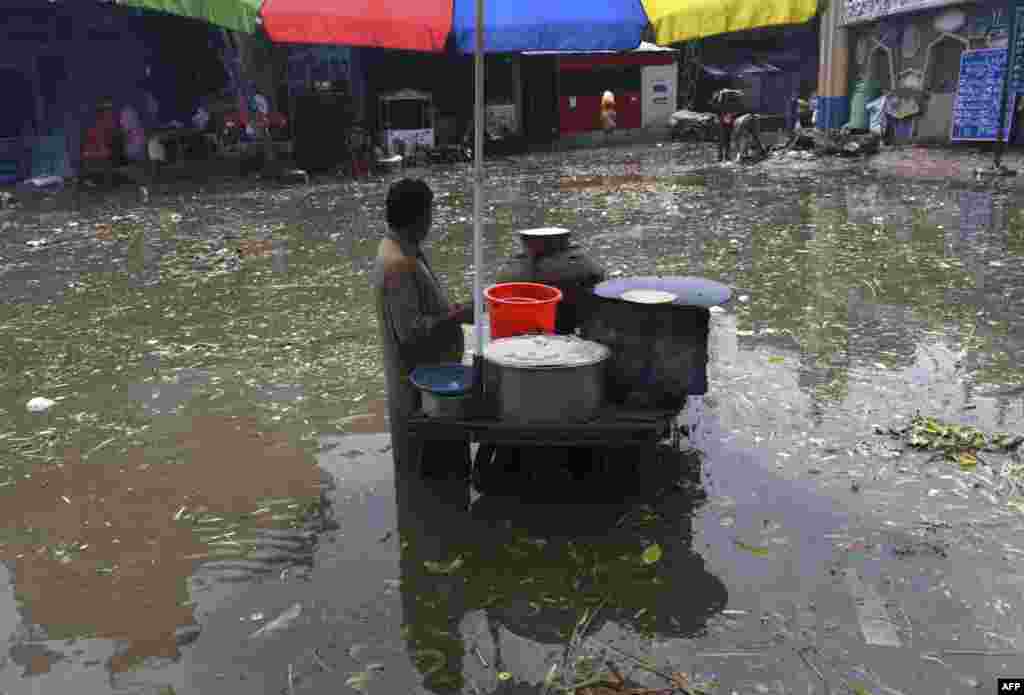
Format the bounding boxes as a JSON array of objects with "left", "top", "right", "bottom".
[
  {"left": 579, "top": 276, "right": 731, "bottom": 410},
  {"left": 483, "top": 335, "right": 610, "bottom": 423}
]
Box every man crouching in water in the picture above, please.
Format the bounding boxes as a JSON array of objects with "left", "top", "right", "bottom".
[{"left": 374, "top": 179, "right": 474, "bottom": 475}]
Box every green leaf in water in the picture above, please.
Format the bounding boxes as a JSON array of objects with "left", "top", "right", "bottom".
[
  {"left": 767, "top": 356, "right": 785, "bottom": 365},
  {"left": 345, "top": 672, "right": 371, "bottom": 692},
  {"left": 424, "top": 556, "right": 464, "bottom": 574},
  {"left": 734, "top": 540, "right": 772, "bottom": 557},
  {"left": 956, "top": 451, "right": 977, "bottom": 469},
  {"left": 641, "top": 543, "right": 663, "bottom": 565}
]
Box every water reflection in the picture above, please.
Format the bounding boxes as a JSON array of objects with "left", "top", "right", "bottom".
[
  {"left": 395, "top": 470, "right": 471, "bottom": 693},
  {"left": 393, "top": 446, "right": 727, "bottom": 693},
  {"left": 0, "top": 415, "right": 323, "bottom": 675}
]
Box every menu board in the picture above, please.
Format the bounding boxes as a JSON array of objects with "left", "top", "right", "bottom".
[{"left": 950, "top": 48, "right": 1014, "bottom": 142}]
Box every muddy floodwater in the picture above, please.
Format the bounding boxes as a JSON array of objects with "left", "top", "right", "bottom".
[{"left": 1, "top": 145, "right": 1022, "bottom": 694}]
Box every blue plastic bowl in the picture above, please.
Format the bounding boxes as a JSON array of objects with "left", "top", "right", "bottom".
[{"left": 410, "top": 364, "right": 474, "bottom": 396}]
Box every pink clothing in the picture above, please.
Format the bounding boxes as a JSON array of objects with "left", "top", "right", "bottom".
[{"left": 119, "top": 106, "right": 146, "bottom": 160}]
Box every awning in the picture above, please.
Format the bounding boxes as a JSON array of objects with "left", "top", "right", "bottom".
[
  {"left": 522, "top": 40, "right": 679, "bottom": 56},
  {"left": 702, "top": 62, "right": 784, "bottom": 77},
  {"left": 117, "top": 0, "right": 262, "bottom": 33}
]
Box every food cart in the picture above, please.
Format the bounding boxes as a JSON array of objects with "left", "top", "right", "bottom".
[
  {"left": 379, "top": 89, "right": 435, "bottom": 156},
  {"left": 406, "top": 271, "right": 732, "bottom": 482}
]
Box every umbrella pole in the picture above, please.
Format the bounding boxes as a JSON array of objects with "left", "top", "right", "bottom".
[{"left": 472, "top": 0, "right": 486, "bottom": 397}]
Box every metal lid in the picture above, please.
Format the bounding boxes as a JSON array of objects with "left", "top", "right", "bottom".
[
  {"left": 484, "top": 334, "right": 610, "bottom": 369},
  {"left": 518, "top": 227, "right": 571, "bottom": 237},
  {"left": 594, "top": 276, "right": 732, "bottom": 308}
]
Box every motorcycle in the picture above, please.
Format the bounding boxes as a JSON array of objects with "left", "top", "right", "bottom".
[{"left": 667, "top": 108, "right": 768, "bottom": 164}]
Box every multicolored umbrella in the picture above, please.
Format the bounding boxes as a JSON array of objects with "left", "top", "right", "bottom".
[{"left": 119, "top": 0, "right": 818, "bottom": 57}]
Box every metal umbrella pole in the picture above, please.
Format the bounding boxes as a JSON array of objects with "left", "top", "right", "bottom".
[
  {"left": 991, "top": 0, "right": 1018, "bottom": 175},
  {"left": 472, "top": 0, "right": 487, "bottom": 398}
]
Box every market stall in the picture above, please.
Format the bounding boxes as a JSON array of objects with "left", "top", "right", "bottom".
[{"left": 379, "top": 89, "right": 435, "bottom": 156}]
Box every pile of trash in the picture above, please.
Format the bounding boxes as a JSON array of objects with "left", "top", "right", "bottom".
[{"left": 776, "top": 128, "right": 883, "bottom": 159}]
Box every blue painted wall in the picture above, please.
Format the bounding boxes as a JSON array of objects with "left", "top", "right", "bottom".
[{"left": 816, "top": 95, "right": 850, "bottom": 129}]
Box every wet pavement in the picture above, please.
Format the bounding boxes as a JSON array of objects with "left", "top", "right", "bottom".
[{"left": 1, "top": 144, "right": 1023, "bottom": 694}]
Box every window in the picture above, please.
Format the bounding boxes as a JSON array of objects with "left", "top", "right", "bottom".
[
  {"left": 869, "top": 47, "right": 891, "bottom": 92},
  {"left": 385, "top": 100, "right": 426, "bottom": 130},
  {"left": 929, "top": 37, "right": 965, "bottom": 94}
]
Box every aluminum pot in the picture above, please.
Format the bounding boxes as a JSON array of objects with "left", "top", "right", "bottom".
[{"left": 483, "top": 335, "right": 610, "bottom": 423}]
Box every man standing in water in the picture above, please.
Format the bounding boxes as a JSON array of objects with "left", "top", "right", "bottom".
[
  {"left": 374, "top": 179, "right": 474, "bottom": 474},
  {"left": 712, "top": 88, "right": 743, "bottom": 162}
]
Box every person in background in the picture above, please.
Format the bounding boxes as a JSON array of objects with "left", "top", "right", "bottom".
[
  {"left": 82, "top": 98, "right": 119, "bottom": 164},
  {"left": 712, "top": 88, "right": 742, "bottom": 162},
  {"left": 600, "top": 90, "right": 617, "bottom": 142},
  {"left": 786, "top": 86, "right": 800, "bottom": 133},
  {"left": 373, "top": 179, "right": 474, "bottom": 474},
  {"left": 119, "top": 102, "right": 147, "bottom": 162}
]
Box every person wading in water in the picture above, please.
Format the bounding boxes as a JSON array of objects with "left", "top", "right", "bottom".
[
  {"left": 712, "top": 88, "right": 743, "bottom": 162},
  {"left": 373, "top": 179, "right": 474, "bottom": 476}
]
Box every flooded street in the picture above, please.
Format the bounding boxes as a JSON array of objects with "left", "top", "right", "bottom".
[{"left": 1, "top": 144, "right": 1022, "bottom": 694}]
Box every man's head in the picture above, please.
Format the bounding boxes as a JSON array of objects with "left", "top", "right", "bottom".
[{"left": 386, "top": 178, "right": 434, "bottom": 244}]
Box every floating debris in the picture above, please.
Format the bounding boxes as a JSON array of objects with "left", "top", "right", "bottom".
[
  {"left": 423, "top": 556, "right": 464, "bottom": 575},
  {"left": 898, "top": 416, "right": 1021, "bottom": 462},
  {"left": 26, "top": 397, "right": 56, "bottom": 413},
  {"left": 641, "top": 543, "right": 663, "bottom": 565},
  {"left": 249, "top": 602, "right": 302, "bottom": 638}
]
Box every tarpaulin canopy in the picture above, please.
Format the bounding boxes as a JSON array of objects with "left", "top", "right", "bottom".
[
  {"left": 117, "top": 0, "right": 262, "bottom": 33},
  {"left": 703, "top": 61, "right": 783, "bottom": 77}
]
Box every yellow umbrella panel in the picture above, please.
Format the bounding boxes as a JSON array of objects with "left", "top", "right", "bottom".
[{"left": 643, "top": 0, "right": 818, "bottom": 45}]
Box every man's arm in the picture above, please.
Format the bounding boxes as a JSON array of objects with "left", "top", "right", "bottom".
[{"left": 383, "top": 265, "right": 457, "bottom": 349}]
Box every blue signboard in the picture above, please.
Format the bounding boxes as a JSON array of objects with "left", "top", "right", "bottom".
[{"left": 950, "top": 48, "right": 1014, "bottom": 142}]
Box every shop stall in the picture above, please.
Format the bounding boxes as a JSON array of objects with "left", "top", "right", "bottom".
[{"left": 379, "top": 89, "right": 434, "bottom": 155}]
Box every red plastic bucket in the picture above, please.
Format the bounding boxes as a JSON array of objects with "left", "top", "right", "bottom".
[{"left": 484, "top": 282, "right": 563, "bottom": 339}]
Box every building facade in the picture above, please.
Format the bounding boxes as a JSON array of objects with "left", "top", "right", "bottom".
[
  {"left": 525, "top": 43, "right": 678, "bottom": 137},
  {"left": 821, "top": 0, "right": 1016, "bottom": 141}
]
